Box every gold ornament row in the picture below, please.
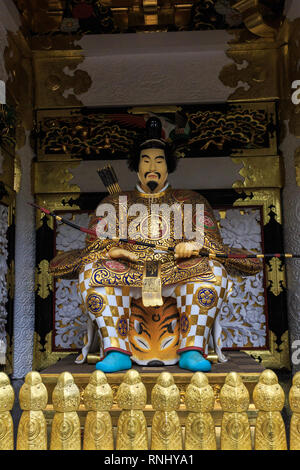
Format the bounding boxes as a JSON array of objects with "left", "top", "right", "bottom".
[{"left": 0, "top": 368, "right": 298, "bottom": 450}]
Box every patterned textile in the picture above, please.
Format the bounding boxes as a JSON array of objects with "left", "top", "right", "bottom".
[
  {"left": 50, "top": 187, "right": 262, "bottom": 283},
  {"left": 76, "top": 259, "right": 232, "bottom": 365}
]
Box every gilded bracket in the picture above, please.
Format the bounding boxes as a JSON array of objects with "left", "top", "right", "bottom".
[
  {"left": 234, "top": 188, "right": 282, "bottom": 225},
  {"left": 232, "top": 156, "right": 283, "bottom": 189},
  {"left": 233, "top": 0, "right": 278, "bottom": 38}
]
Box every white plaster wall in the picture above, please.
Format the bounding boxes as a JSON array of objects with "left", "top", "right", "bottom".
[{"left": 74, "top": 31, "right": 234, "bottom": 106}]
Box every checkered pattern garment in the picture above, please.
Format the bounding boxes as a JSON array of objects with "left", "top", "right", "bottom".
[
  {"left": 77, "top": 260, "right": 231, "bottom": 360},
  {"left": 78, "top": 262, "right": 131, "bottom": 359},
  {"left": 173, "top": 260, "right": 231, "bottom": 356}
]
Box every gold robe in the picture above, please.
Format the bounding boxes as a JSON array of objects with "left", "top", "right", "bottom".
[{"left": 50, "top": 187, "right": 262, "bottom": 284}]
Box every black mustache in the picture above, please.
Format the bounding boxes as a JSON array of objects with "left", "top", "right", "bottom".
[{"left": 144, "top": 172, "right": 161, "bottom": 179}]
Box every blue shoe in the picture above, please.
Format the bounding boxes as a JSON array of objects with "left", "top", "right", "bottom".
[
  {"left": 96, "top": 351, "right": 132, "bottom": 373},
  {"left": 179, "top": 350, "right": 211, "bottom": 372}
]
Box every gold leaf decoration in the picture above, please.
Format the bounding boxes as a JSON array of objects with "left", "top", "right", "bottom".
[
  {"left": 267, "top": 257, "right": 286, "bottom": 296},
  {"left": 36, "top": 259, "right": 53, "bottom": 299}
]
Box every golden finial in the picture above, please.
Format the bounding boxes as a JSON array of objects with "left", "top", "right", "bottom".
[
  {"left": 151, "top": 372, "right": 181, "bottom": 411},
  {"left": 84, "top": 370, "right": 113, "bottom": 411},
  {"left": 253, "top": 369, "right": 285, "bottom": 411},
  {"left": 289, "top": 371, "right": 300, "bottom": 449},
  {"left": 17, "top": 371, "right": 48, "bottom": 450},
  {"left": 116, "top": 369, "right": 147, "bottom": 410},
  {"left": 50, "top": 372, "right": 81, "bottom": 450},
  {"left": 83, "top": 371, "right": 114, "bottom": 450},
  {"left": 185, "top": 372, "right": 216, "bottom": 450},
  {"left": 253, "top": 369, "right": 287, "bottom": 450},
  {"left": 116, "top": 370, "right": 148, "bottom": 450},
  {"left": 0, "top": 373, "right": 14, "bottom": 450},
  {"left": 220, "top": 372, "right": 251, "bottom": 450},
  {"left": 151, "top": 372, "right": 182, "bottom": 450}
]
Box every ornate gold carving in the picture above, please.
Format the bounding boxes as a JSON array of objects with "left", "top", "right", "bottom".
[
  {"left": 220, "top": 372, "right": 251, "bottom": 450},
  {"left": 253, "top": 370, "right": 287, "bottom": 450},
  {"left": 36, "top": 259, "right": 53, "bottom": 299},
  {"left": 50, "top": 372, "right": 81, "bottom": 450},
  {"left": 267, "top": 257, "right": 286, "bottom": 296},
  {"left": 0, "top": 149, "right": 15, "bottom": 191},
  {"left": 17, "top": 372, "right": 48, "bottom": 450},
  {"left": 289, "top": 372, "right": 300, "bottom": 450},
  {"left": 4, "top": 31, "right": 33, "bottom": 132},
  {"left": 14, "top": 153, "right": 22, "bottom": 193},
  {"left": 232, "top": 156, "right": 282, "bottom": 189},
  {"left": 151, "top": 372, "right": 182, "bottom": 450},
  {"left": 185, "top": 372, "right": 216, "bottom": 450},
  {"left": 0, "top": 373, "right": 14, "bottom": 450},
  {"left": 116, "top": 370, "right": 148, "bottom": 450},
  {"left": 34, "top": 162, "right": 81, "bottom": 194},
  {"left": 6, "top": 260, "right": 15, "bottom": 301},
  {"left": 83, "top": 371, "right": 114, "bottom": 450}
]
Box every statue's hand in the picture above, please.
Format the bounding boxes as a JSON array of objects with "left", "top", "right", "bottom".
[
  {"left": 174, "top": 242, "right": 200, "bottom": 259},
  {"left": 108, "top": 247, "right": 138, "bottom": 262}
]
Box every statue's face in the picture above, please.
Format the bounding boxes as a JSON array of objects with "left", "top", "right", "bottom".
[{"left": 137, "top": 148, "right": 168, "bottom": 193}]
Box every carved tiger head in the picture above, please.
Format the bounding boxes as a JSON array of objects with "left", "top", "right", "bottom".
[{"left": 129, "top": 297, "right": 180, "bottom": 366}]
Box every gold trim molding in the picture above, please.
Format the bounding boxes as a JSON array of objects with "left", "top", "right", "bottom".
[
  {"left": 232, "top": 156, "right": 283, "bottom": 188},
  {"left": 233, "top": 0, "right": 278, "bottom": 38},
  {"left": 234, "top": 188, "right": 281, "bottom": 225},
  {"left": 234, "top": 188, "right": 289, "bottom": 369},
  {"left": 267, "top": 258, "right": 286, "bottom": 297},
  {"left": 295, "top": 147, "right": 300, "bottom": 187},
  {"left": 35, "top": 260, "right": 53, "bottom": 300},
  {"left": 245, "top": 330, "right": 290, "bottom": 370},
  {"left": 34, "top": 161, "right": 81, "bottom": 194},
  {"left": 33, "top": 331, "right": 67, "bottom": 371},
  {"left": 219, "top": 49, "right": 278, "bottom": 102}
]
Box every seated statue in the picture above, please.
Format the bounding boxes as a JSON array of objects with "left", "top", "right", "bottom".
[{"left": 50, "top": 117, "right": 262, "bottom": 373}]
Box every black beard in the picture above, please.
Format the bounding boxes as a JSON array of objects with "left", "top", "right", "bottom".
[{"left": 147, "top": 181, "right": 159, "bottom": 192}]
